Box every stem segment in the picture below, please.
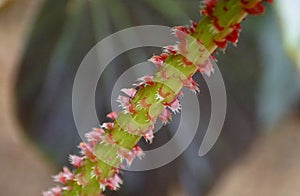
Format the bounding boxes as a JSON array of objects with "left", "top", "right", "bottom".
[{"left": 43, "top": 0, "right": 270, "bottom": 195}]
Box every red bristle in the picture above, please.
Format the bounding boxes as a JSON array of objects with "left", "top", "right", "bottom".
[
  {"left": 213, "top": 18, "right": 225, "bottom": 31},
  {"left": 182, "top": 57, "right": 193, "bottom": 66},
  {"left": 240, "top": 0, "right": 249, "bottom": 5},
  {"left": 244, "top": 2, "right": 265, "bottom": 15},
  {"left": 225, "top": 29, "right": 239, "bottom": 43},
  {"left": 204, "top": 0, "right": 218, "bottom": 16},
  {"left": 214, "top": 39, "right": 227, "bottom": 49}
]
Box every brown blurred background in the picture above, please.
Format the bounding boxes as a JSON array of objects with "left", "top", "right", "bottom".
[{"left": 0, "top": 0, "right": 53, "bottom": 195}]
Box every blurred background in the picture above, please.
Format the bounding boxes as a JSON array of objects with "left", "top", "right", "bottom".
[{"left": 0, "top": 0, "right": 299, "bottom": 195}]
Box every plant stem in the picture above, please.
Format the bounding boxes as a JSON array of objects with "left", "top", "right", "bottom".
[{"left": 44, "top": 0, "right": 271, "bottom": 195}]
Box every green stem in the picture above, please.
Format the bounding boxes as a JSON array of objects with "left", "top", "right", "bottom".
[{"left": 44, "top": 0, "right": 270, "bottom": 195}]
